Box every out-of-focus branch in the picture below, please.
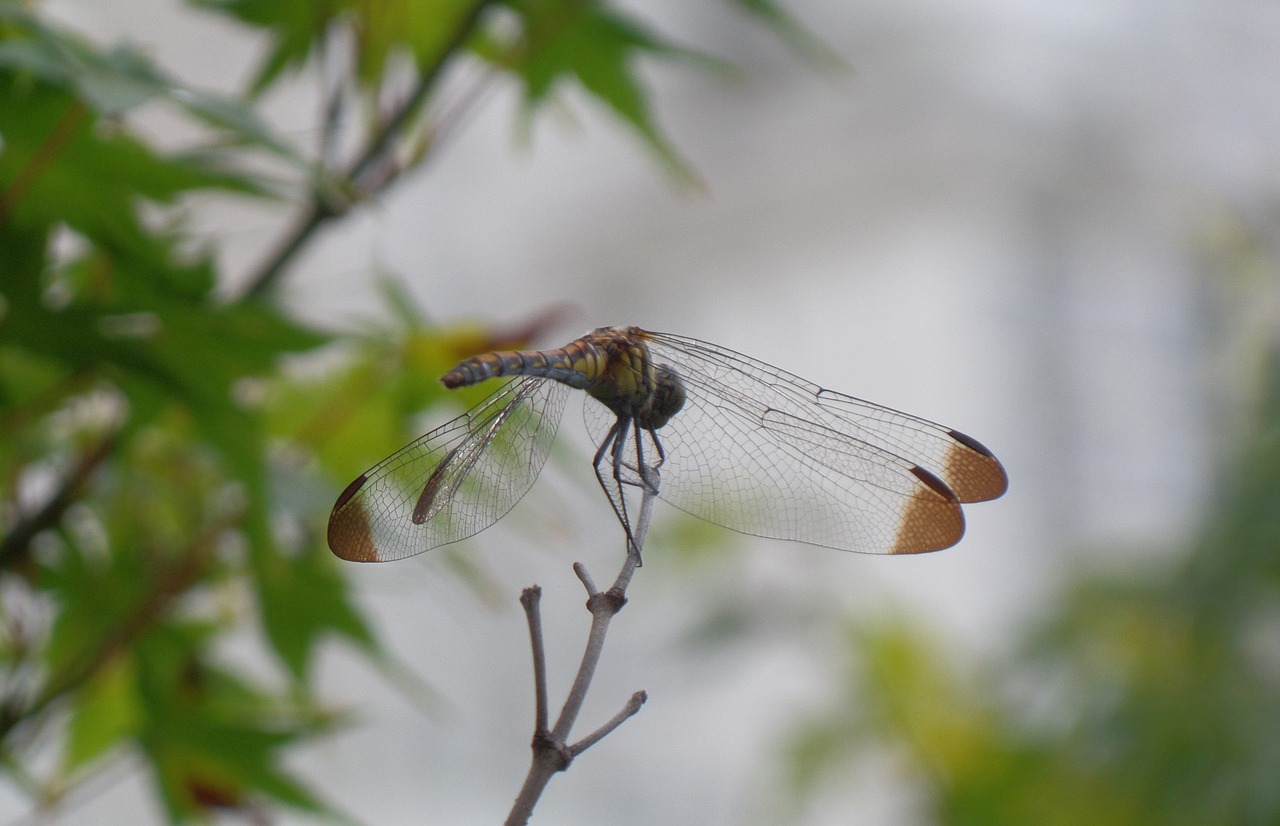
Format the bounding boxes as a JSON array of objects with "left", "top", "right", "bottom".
[
  {"left": 240, "top": 0, "right": 502, "bottom": 301},
  {"left": 0, "top": 430, "right": 118, "bottom": 573},
  {"left": 0, "top": 517, "right": 228, "bottom": 746},
  {"left": 0, "top": 101, "right": 88, "bottom": 231}
]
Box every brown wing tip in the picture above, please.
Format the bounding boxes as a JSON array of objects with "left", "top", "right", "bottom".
[
  {"left": 943, "top": 429, "right": 1009, "bottom": 503},
  {"left": 891, "top": 466, "right": 965, "bottom": 554},
  {"left": 328, "top": 475, "right": 382, "bottom": 562}
]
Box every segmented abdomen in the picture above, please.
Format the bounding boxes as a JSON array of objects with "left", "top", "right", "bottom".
[{"left": 440, "top": 340, "right": 603, "bottom": 390}]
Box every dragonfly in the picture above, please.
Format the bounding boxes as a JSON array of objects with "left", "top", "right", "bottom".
[{"left": 327, "top": 326, "right": 1007, "bottom": 563}]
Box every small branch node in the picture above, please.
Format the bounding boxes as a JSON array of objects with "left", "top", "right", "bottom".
[
  {"left": 587, "top": 589, "right": 627, "bottom": 616},
  {"left": 519, "top": 585, "right": 542, "bottom": 608},
  {"left": 531, "top": 730, "right": 574, "bottom": 773}
]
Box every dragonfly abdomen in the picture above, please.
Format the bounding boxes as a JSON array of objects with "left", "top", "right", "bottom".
[{"left": 440, "top": 342, "right": 603, "bottom": 390}]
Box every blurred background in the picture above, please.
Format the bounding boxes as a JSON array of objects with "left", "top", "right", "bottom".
[{"left": 2, "top": 0, "right": 1278, "bottom": 823}]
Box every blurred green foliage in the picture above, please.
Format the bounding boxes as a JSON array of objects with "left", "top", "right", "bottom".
[
  {"left": 0, "top": 0, "right": 816, "bottom": 820},
  {"left": 783, "top": 347, "right": 1280, "bottom": 823}
]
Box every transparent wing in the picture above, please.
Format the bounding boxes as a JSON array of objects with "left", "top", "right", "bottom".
[
  {"left": 583, "top": 331, "right": 1007, "bottom": 555},
  {"left": 329, "top": 377, "right": 570, "bottom": 562}
]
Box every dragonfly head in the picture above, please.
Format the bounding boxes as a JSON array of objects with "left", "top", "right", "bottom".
[{"left": 639, "top": 364, "right": 686, "bottom": 430}]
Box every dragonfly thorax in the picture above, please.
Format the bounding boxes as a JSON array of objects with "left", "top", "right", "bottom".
[
  {"left": 585, "top": 363, "right": 685, "bottom": 429},
  {"left": 582, "top": 328, "right": 686, "bottom": 430}
]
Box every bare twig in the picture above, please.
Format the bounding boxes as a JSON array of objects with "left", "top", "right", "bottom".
[
  {"left": 316, "top": 23, "right": 349, "bottom": 173},
  {"left": 571, "top": 563, "right": 597, "bottom": 596},
  {"left": 519, "top": 587, "right": 550, "bottom": 734},
  {"left": 567, "top": 691, "right": 647, "bottom": 758},
  {"left": 505, "top": 482, "right": 658, "bottom": 826}
]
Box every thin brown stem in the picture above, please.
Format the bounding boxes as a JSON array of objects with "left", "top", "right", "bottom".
[{"left": 0, "top": 101, "right": 88, "bottom": 230}]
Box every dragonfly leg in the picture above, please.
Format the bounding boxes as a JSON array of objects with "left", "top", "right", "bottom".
[
  {"left": 613, "top": 425, "right": 661, "bottom": 496},
  {"left": 637, "top": 427, "right": 666, "bottom": 495},
  {"left": 591, "top": 418, "right": 622, "bottom": 476},
  {"left": 609, "top": 416, "right": 633, "bottom": 485},
  {"left": 648, "top": 427, "right": 667, "bottom": 468},
  {"left": 602, "top": 424, "right": 663, "bottom": 495},
  {"left": 629, "top": 427, "right": 663, "bottom": 497},
  {"left": 592, "top": 417, "right": 642, "bottom": 555}
]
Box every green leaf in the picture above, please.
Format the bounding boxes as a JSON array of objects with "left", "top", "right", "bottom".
[
  {"left": 0, "top": 83, "right": 261, "bottom": 259},
  {"left": 130, "top": 622, "right": 336, "bottom": 819},
  {"left": 502, "top": 4, "right": 704, "bottom": 184},
  {"left": 64, "top": 654, "right": 143, "bottom": 771},
  {"left": 197, "top": 0, "right": 488, "bottom": 95},
  {"left": 0, "top": 6, "right": 299, "bottom": 160},
  {"left": 192, "top": 0, "right": 346, "bottom": 95},
  {"left": 144, "top": 710, "right": 331, "bottom": 819},
  {"left": 355, "top": 0, "right": 486, "bottom": 86},
  {"left": 41, "top": 529, "right": 148, "bottom": 680},
  {"left": 254, "top": 542, "right": 376, "bottom": 679}
]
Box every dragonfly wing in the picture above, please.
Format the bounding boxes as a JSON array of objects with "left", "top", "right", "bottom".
[
  {"left": 632, "top": 332, "right": 1005, "bottom": 554},
  {"left": 646, "top": 332, "right": 1007, "bottom": 502},
  {"left": 810, "top": 390, "right": 1007, "bottom": 503},
  {"left": 328, "top": 377, "right": 570, "bottom": 562}
]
